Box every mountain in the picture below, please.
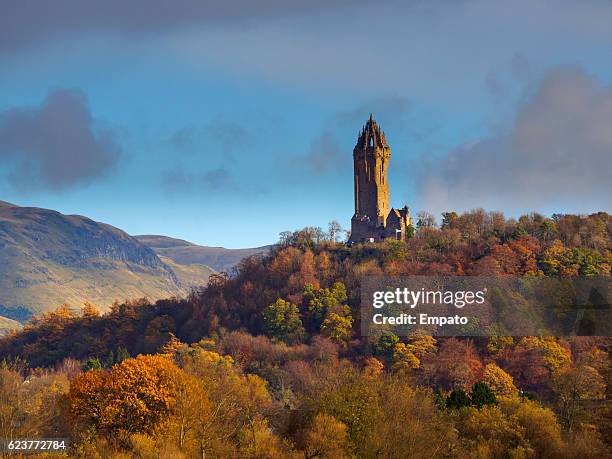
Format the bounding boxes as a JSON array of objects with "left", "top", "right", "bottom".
[
  {"left": 0, "top": 201, "right": 214, "bottom": 328},
  {"left": 135, "top": 235, "right": 270, "bottom": 273}
]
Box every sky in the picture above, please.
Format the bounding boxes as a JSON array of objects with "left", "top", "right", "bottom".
[{"left": 1, "top": 0, "right": 611, "bottom": 248}]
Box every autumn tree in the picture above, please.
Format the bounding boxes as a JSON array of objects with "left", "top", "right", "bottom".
[
  {"left": 392, "top": 343, "right": 420, "bottom": 372},
  {"left": 263, "top": 299, "right": 304, "bottom": 344},
  {"left": 393, "top": 333, "right": 437, "bottom": 371},
  {"left": 320, "top": 312, "right": 353, "bottom": 348},
  {"left": 304, "top": 413, "right": 350, "bottom": 459},
  {"left": 499, "top": 397, "right": 566, "bottom": 457},
  {"left": 482, "top": 363, "right": 518, "bottom": 397},
  {"left": 317, "top": 368, "right": 456, "bottom": 457},
  {"left": 170, "top": 343, "right": 274, "bottom": 457},
  {"left": 503, "top": 337, "right": 571, "bottom": 390},
  {"left": 423, "top": 338, "right": 483, "bottom": 389},
  {"left": 288, "top": 250, "right": 319, "bottom": 291},
  {"left": 237, "top": 416, "right": 291, "bottom": 458},
  {"left": 551, "top": 365, "right": 606, "bottom": 432},
  {"left": 0, "top": 368, "right": 69, "bottom": 443},
  {"left": 460, "top": 405, "right": 528, "bottom": 456},
  {"left": 302, "top": 282, "right": 348, "bottom": 332},
  {"left": 374, "top": 331, "right": 399, "bottom": 362},
  {"left": 69, "top": 355, "right": 198, "bottom": 437},
  {"left": 461, "top": 396, "right": 567, "bottom": 457}
]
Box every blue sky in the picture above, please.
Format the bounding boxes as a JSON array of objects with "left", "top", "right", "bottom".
[{"left": 1, "top": 0, "right": 611, "bottom": 247}]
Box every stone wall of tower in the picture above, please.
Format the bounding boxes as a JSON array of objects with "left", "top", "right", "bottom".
[
  {"left": 349, "top": 115, "right": 413, "bottom": 243},
  {"left": 353, "top": 115, "right": 391, "bottom": 227}
]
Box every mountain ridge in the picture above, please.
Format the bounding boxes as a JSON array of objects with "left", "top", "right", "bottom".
[
  {"left": 135, "top": 235, "right": 271, "bottom": 273},
  {"left": 0, "top": 203, "right": 216, "bottom": 328}
]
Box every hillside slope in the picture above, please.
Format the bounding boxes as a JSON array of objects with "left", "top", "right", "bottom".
[
  {"left": 135, "top": 235, "right": 270, "bottom": 272},
  {"left": 0, "top": 202, "right": 213, "bottom": 324}
]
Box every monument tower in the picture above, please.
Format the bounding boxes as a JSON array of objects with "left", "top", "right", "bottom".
[{"left": 349, "top": 115, "right": 412, "bottom": 242}]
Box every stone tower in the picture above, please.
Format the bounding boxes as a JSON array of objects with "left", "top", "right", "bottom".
[{"left": 349, "top": 115, "right": 412, "bottom": 242}]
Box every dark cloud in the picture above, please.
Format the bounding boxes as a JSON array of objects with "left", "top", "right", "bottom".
[
  {"left": 0, "top": 0, "right": 366, "bottom": 56},
  {"left": 417, "top": 67, "right": 612, "bottom": 215},
  {"left": 0, "top": 89, "right": 120, "bottom": 192}
]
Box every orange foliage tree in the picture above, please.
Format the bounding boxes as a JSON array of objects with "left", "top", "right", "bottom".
[{"left": 68, "top": 354, "right": 209, "bottom": 437}]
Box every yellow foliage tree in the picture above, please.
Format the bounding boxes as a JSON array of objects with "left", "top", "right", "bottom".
[
  {"left": 461, "top": 405, "right": 529, "bottom": 457},
  {"left": 483, "top": 363, "right": 518, "bottom": 397},
  {"left": 304, "top": 413, "right": 350, "bottom": 459},
  {"left": 519, "top": 337, "right": 572, "bottom": 371},
  {"left": 170, "top": 343, "right": 273, "bottom": 457},
  {"left": 82, "top": 302, "right": 100, "bottom": 317},
  {"left": 392, "top": 343, "right": 420, "bottom": 371},
  {"left": 237, "top": 416, "right": 293, "bottom": 459},
  {"left": 551, "top": 365, "right": 606, "bottom": 432},
  {"left": 499, "top": 397, "right": 566, "bottom": 457},
  {"left": 321, "top": 312, "right": 353, "bottom": 347},
  {"left": 407, "top": 333, "right": 437, "bottom": 357}
]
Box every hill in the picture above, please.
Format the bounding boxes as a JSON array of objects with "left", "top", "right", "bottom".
[
  {"left": 0, "top": 202, "right": 214, "bottom": 326},
  {"left": 135, "top": 235, "right": 270, "bottom": 272},
  {"left": 0, "top": 211, "right": 609, "bottom": 456}
]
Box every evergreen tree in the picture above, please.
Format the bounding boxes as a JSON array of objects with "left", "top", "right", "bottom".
[
  {"left": 446, "top": 389, "right": 471, "bottom": 409},
  {"left": 432, "top": 388, "right": 446, "bottom": 410},
  {"left": 116, "top": 346, "right": 131, "bottom": 363},
  {"left": 374, "top": 332, "right": 400, "bottom": 361},
  {"left": 470, "top": 381, "right": 497, "bottom": 408},
  {"left": 83, "top": 357, "right": 102, "bottom": 372}
]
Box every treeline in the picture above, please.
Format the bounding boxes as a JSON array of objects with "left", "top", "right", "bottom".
[
  {"left": 0, "top": 331, "right": 609, "bottom": 457},
  {"left": 0, "top": 210, "right": 610, "bottom": 457},
  {"left": 1, "top": 210, "right": 609, "bottom": 365}
]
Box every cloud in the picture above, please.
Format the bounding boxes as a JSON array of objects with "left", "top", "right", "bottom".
[
  {"left": 167, "top": 126, "right": 197, "bottom": 151},
  {"left": 0, "top": 0, "right": 366, "bottom": 56},
  {"left": 287, "top": 130, "right": 343, "bottom": 174},
  {"left": 205, "top": 119, "right": 253, "bottom": 154},
  {"left": 0, "top": 89, "right": 120, "bottom": 192},
  {"left": 163, "top": 0, "right": 612, "bottom": 100},
  {"left": 162, "top": 167, "right": 267, "bottom": 196},
  {"left": 166, "top": 118, "right": 255, "bottom": 155},
  {"left": 200, "top": 168, "right": 232, "bottom": 191},
  {"left": 416, "top": 67, "right": 612, "bottom": 215},
  {"left": 285, "top": 97, "right": 412, "bottom": 176}
]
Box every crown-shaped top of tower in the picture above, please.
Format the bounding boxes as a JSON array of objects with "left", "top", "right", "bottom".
[{"left": 356, "top": 113, "right": 389, "bottom": 149}]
